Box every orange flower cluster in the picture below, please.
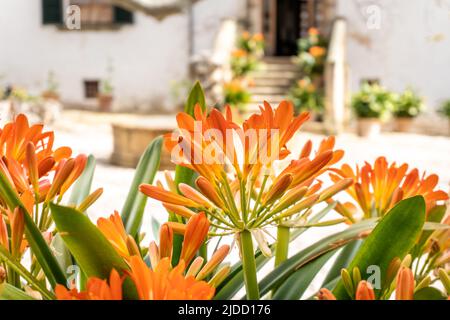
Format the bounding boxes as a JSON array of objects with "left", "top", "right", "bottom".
[
  {"left": 56, "top": 212, "right": 229, "bottom": 300},
  {"left": 309, "top": 46, "right": 326, "bottom": 58},
  {"left": 0, "top": 114, "right": 86, "bottom": 257},
  {"left": 329, "top": 156, "right": 448, "bottom": 220},
  {"left": 141, "top": 102, "right": 350, "bottom": 257}
]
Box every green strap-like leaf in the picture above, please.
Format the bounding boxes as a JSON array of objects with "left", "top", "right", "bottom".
[
  {"left": 214, "top": 203, "right": 339, "bottom": 300},
  {"left": 321, "top": 240, "right": 362, "bottom": 287},
  {"left": 413, "top": 287, "right": 447, "bottom": 300},
  {"left": 0, "top": 171, "right": 67, "bottom": 288},
  {"left": 253, "top": 219, "right": 377, "bottom": 299},
  {"left": 332, "top": 196, "right": 426, "bottom": 299},
  {"left": 50, "top": 203, "right": 128, "bottom": 279},
  {"left": 412, "top": 205, "right": 447, "bottom": 258},
  {"left": 0, "top": 283, "right": 35, "bottom": 300},
  {"left": 121, "top": 137, "right": 162, "bottom": 238},
  {"left": 0, "top": 246, "right": 54, "bottom": 300},
  {"left": 272, "top": 250, "right": 336, "bottom": 300}
]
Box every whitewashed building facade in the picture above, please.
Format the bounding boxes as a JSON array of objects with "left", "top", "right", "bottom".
[{"left": 0, "top": 0, "right": 449, "bottom": 133}]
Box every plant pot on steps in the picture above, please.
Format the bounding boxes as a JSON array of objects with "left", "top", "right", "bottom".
[
  {"left": 394, "top": 117, "right": 414, "bottom": 133},
  {"left": 98, "top": 94, "right": 113, "bottom": 112},
  {"left": 356, "top": 118, "right": 382, "bottom": 138}
]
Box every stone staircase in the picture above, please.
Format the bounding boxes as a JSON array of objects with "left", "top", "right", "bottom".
[{"left": 245, "top": 56, "right": 301, "bottom": 112}]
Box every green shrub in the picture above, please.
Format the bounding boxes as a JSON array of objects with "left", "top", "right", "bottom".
[
  {"left": 394, "top": 88, "right": 424, "bottom": 118},
  {"left": 351, "top": 83, "right": 396, "bottom": 120}
]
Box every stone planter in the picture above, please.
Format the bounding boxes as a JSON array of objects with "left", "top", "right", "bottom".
[
  {"left": 98, "top": 94, "right": 113, "bottom": 112},
  {"left": 111, "top": 116, "right": 177, "bottom": 169},
  {"left": 356, "top": 118, "right": 382, "bottom": 138},
  {"left": 393, "top": 117, "right": 414, "bottom": 133}
]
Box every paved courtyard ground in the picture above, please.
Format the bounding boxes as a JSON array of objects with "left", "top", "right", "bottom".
[{"left": 50, "top": 110, "right": 450, "bottom": 298}]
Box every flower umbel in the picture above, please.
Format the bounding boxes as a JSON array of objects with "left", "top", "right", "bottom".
[{"left": 329, "top": 156, "right": 448, "bottom": 220}]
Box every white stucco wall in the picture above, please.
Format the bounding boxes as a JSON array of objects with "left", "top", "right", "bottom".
[
  {"left": 336, "top": 0, "right": 450, "bottom": 134},
  {"left": 0, "top": 0, "right": 245, "bottom": 112}
]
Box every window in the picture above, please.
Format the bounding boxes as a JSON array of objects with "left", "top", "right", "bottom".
[
  {"left": 84, "top": 80, "right": 100, "bottom": 98},
  {"left": 42, "top": 0, "right": 133, "bottom": 27}
]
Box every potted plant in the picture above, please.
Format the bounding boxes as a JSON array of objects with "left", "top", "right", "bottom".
[
  {"left": 97, "top": 78, "right": 114, "bottom": 112},
  {"left": 438, "top": 99, "right": 450, "bottom": 135},
  {"left": 295, "top": 28, "right": 328, "bottom": 78},
  {"left": 393, "top": 88, "right": 424, "bottom": 132},
  {"left": 223, "top": 78, "right": 252, "bottom": 113},
  {"left": 352, "top": 82, "right": 395, "bottom": 138},
  {"left": 288, "top": 76, "right": 324, "bottom": 120},
  {"left": 41, "top": 71, "right": 60, "bottom": 101}
]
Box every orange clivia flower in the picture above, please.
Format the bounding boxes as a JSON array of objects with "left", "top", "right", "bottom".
[
  {"left": 143, "top": 101, "right": 348, "bottom": 257},
  {"left": 0, "top": 114, "right": 87, "bottom": 234},
  {"left": 355, "top": 281, "right": 376, "bottom": 300},
  {"left": 309, "top": 46, "right": 326, "bottom": 57},
  {"left": 128, "top": 256, "right": 215, "bottom": 300},
  {"left": 252, "top": 33, "right": 264, "bottom": 42},
  {"left": 97, "top": 211, "right": 139, "bottom": 259},
  {"left": 56, "top": 269, "right": 123, "bottom": 300},
  {"left": 317, "top": 288, "right": 337, "bottom": 300},
  {"left": 330, "top": 157, "right": 448, "bottom": 219},
  {"left": 308, "top": 27, "right": 320, "bottom": 36},
  {"left": 395, "top": 267, "right": 415, "bottom": 300},
  {"left": 231, "top": 49, "right": 248, "bottom": 58},
  {"left": 180, "top": 212, "right": 210, "bottom": 265}
]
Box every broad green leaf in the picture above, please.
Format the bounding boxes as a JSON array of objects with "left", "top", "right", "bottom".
[
  {"left": 0, "top": 171, "right": 66, "bottom": 288},
  {"left": 50, "top": 203, "right": 128, "bottom": 279},
  {"left": 254, "top": 218, "right": 376, "bottom": 299},
  {"left": 68, "top": 154, "right": 96, "bottom": 206},
  {"left": 272, "top": 250, "right": 336, "bottom": 300},
  {"left": 333, "top": 196, "right": 426, "bottom": 299},
  {"left": 321, "top": 240, "right": 362, "bottom": 286},
  {"left": 414, "top": 287, "right": 447, "bottom": 300},
  {"left": 0, "top": 246, "right": 54, "bottom": 300},
  {"left": 121, "top": 137, "right": 162, "bottom": 238},
  {"left": 171, "top": 81, "right": 207, "bottom": 265},
  {"left": 0, "top": 283, "right": 35, "bottom": 300},
  {"left": 214, "top": 203, "right": 337, "bottom": 300}
]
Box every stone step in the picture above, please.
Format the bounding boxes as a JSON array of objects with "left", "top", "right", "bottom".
[
  {"left": 262, "top": 56, "right": 296, "bottom": 64},
  {"left": 248, "top": 86, "right": 290, "bottom": 95},
  {"left": 250, "top": 70, "right": 301, "bottom": 80},
  {"left": 251, "top": 94, "right": 288, "bottom": 103},
  {"left": 259, "top": 63, "right": 299, "bottom": 72},
  {"left": 252, "top": 77, "right": 295, "bottom": 87}
]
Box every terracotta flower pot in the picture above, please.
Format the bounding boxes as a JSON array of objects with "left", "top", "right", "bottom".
[
  {"left": 98, "top": 94, "right": 113, "bottom": 112},
  {"left": 394, "top": 117, "right": 414, "bottom": 133},
  {"left": 41, "top": 91, "right": 60, "bottom": 101},
  {"left": 356, "top": 118, "right": 382, "bottom": 138}
]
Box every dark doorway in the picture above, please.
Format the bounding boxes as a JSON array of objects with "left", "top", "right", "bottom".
[{"left": 276, "top": 0, "right": 301, "bottom": 56}]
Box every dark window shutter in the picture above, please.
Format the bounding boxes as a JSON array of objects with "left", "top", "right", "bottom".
[
  {"left": 42, "top": 0, "right": 63, "bottom": 25},
  {"left": 113, "top": 6, "right": 134, "bottom": 24}
]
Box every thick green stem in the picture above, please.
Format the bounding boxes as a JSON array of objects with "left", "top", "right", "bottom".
[
  {"left": 239, "top": 230, "right": 260, "bottom": 300},
  {"left": 274, "top": 225, "right": 290, "bottom": 268}
]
